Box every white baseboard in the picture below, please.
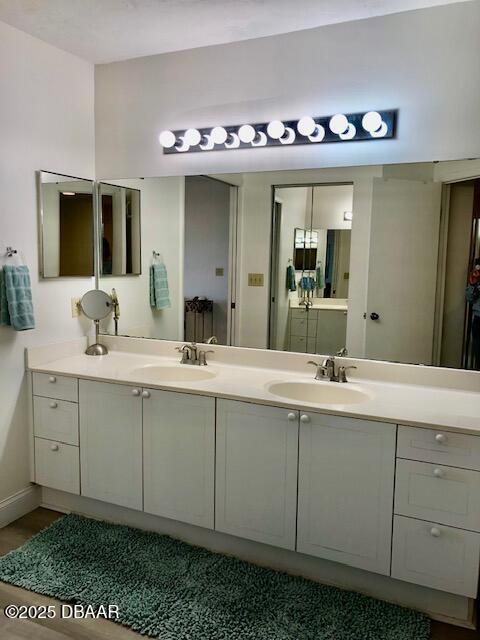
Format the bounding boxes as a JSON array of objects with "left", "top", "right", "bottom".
[
  {"left": 41, "top": 488, "right": 475, "bottom": 629},
  {"left": 0, "top": 485, "right": 41, "bottom": 529}
]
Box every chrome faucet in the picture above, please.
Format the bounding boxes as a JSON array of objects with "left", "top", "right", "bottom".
[
  {"left": 308, "top": 356, "right": 357, "bottom": 383},
  {"left": 176, "top": 343, "right": 213, "bottom": 366}
]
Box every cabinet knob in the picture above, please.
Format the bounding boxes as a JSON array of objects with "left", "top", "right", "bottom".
[
  {"left": 50, "top": 444, "right": 59, "bottom": 452},
  {"left": 300, "top": 414, "right": 310, "bottom": 423},
  {"left": 430, "top": 527, "right": 441, "bottom": 538},
  {"left": 142, "top": 390, "right": 151, "bottom": 399},
  {"left": 433, "top": 468, "right": 444, "bottom": 478},
  {"left": 49, "top": 376, "right": 56, "bottom": 383},
  {"left": 49, "top": 401, "right": 58, "bottom": 409},
  {"left": 132, "top": 388, "right": 140, "bottom": 396},
  {"left": 435, "top": 433, "right": 447, "bottom": 444},
  {"left": 287, "top": 412, "right": 296, "bottom": 422}
]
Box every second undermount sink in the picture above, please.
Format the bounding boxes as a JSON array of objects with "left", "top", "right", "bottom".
[
  {"left": 131, "top": 364, "right": 217, "bottom": 383},
  {"left": 268, "top": 381, "right": 372, "bottom": 405}
]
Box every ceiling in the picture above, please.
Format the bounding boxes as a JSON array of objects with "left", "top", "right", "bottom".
[{"left": 0, "top": 0, "right": 469, "bottom": 64}]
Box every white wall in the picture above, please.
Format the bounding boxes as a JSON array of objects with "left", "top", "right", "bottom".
[
  {"left": 99, "top": 177, "right": 184, "bottom": 341},
  {"left": 184, "top": 176, "right": 231, "bottom": 343},
  {"left": 0, "top": 21, "right": 95, "bottom": 502},
  {"left": 312, "top": 185, "right": 353, "bottom": 230},
  {"left": 95, "top": 2, "right": 480, "bottom": 179}
]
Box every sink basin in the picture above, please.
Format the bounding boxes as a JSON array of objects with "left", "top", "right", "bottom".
[
  {"left": 131, "top": 365, "right": 217, "bottom": 383},
  {"left": 267, "top": 381, "right": 372, "bottom": 405}
]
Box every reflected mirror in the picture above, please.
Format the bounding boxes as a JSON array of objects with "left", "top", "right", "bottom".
[
  {"left": 38, "top": 171, "right": 94, "bottom": 278},
  {"left": 97, "top": 159, "right": 480, "bottom": 371},
  {"left": 99, "top": 182, "right": 141, "bottom": 276}
]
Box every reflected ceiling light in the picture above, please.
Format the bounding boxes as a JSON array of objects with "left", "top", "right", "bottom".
[
  {"left": 238, "top": 124, "right": 257, "bottom": 144},
  {"left": 61, "top": 191, "right": 76, "bottom": 196},
  {"left": 210, "top": 126, "right": 228, "bottom": 145},
  {"left": 184, "top": 128, "right": 201, "bottom": 146},
  {"left": 158, "top": 130, "right": 176, "bottom": 148},
  {"left": 159, "top": 109, "right": 397, "bottom": 153},
  {"left": 344, "top": 210, "right": 353, "bottom": 221}
]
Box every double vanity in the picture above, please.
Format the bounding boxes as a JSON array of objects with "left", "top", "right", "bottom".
[{"left": 27, "top": 337, "right": 480, "bottom": 625}]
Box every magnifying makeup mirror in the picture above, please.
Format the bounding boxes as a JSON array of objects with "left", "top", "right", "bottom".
[{"left": 80, "top": 289, "right": 112, "bottom": 356}]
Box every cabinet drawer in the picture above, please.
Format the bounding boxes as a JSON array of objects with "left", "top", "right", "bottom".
[
  {"left": 33, "top": 373, "right": 78, "bottom": 403},
  {"left": 291, "top": 309, "right": 307, "bottom": 319},
  {"left": 397, "top": 425, "right": 480, "bottom": 471},
  {"left": 290, "top": 317, "right": 308, "bottom": 336},
  {"left": 34, "top": 437, "right": 80, "bottom": 495},
  {"left": 289, "top": 335, "right": 307, "bottom": 352},
  {"left": 33, "top": 396, "right": 79, "bottom": 445},
  {"left": 395, "top": 459, "right": 480, "bottom": 531},
  {"left": 391, "top": 515, "right": 480, "bottom": 597}
]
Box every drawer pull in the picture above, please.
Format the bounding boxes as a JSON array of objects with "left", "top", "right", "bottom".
[
  {"left": 435, "top": 433, "right": 447, "bottom": 444},
  {"left": 48, "top": 376, "right": 57, "bottom": 383},
  {"left": 433, "top": 468, "right": 444, "bottom": 478},
  {"left": 430, "top": 527, "right": 441, "bottom": 538},
  {"left": 132, "top": 388, "right": 140, "bottom": 397},
  {"left": 49, "top": 401, "right": 58, "bottom": 409},
  {"left": 300, "top": 414, "right": 310, "bottom": 424},
  {"left": 287, "top": 412, "right": 296, "bottom": 422},
  {"left": 142, "top": 390, "right": 150, "bottom": 399},
  {"left": 50, "top": 444, "right": 59, "bottom": 452}
]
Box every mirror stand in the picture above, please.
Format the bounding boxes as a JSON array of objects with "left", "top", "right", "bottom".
[{"left": 85, "top": 320, "right": 109, "bottom": 356}]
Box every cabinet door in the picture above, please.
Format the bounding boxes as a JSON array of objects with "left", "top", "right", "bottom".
[
  {"left": 297, "top": 412, "right": 396, "bottom": 575},
  {"left": 79, "top": 380, "right": 143, "bottom": 510},
  {"left": 216, "top": 400, "right": 298, "bottom": 549},
  {"left": 143, "top": 389, "right": 215, "bottom": 528}
]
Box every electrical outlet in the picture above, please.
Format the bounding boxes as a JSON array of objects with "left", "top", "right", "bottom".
[
  {"left": 248, "top": 273, "right": 264, "bottom": 287},
  {"left": 71, "top": 297, "right": 80, "bottom": 318}
]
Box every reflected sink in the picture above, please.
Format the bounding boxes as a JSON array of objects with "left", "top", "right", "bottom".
[
  {"left": 131, "top": 365, "right": 217, "bottom": 383},
  {"left": 268, "top": 381, "right": 372, "bottom": 405}
]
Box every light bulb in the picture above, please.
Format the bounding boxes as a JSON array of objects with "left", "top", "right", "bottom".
[
  {"left": 370, "top": 121, "right": 388, "bottom": 138},
  {"left": 159, "top": 130, "right": 176, "bottom": 148},
  {"left": 267, "top": 120, "right": 285, "bottom": 140},
  {"left": 238, "top": 124, "right": 256, "bottom": 143},
  {"left": 339, "top": 123, "right": 356, "bottom": 140},
  {"left": 362, "top": 111, "right": 382, "bottom": 133},
  {"left": 344, "top": 211, "right": 353, "bottom": 221},
  {"left": 184, "top": 128, "right": 201, "bottom": 146},
  {"left": 297, "top": 116, "right": 316, "bottom": 137},
  {"left": 211, "top": 126, "right": 228, "bottom": 145},
  {"left": 329, "top": 114, "right": 349, "bottom": 135}
]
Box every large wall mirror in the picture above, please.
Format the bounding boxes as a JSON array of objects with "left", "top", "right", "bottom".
[
  {"left": 38, "top": 171, "right": 95, "bottom": 277},
  {"left": 95, "top": 159, "right": 480, "bottom": 371}
]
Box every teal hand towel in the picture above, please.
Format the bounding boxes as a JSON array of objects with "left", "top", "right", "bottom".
[
  {"left": 286, "top": 264, "right": 296, "bottom": 292},
  {"left": 150, "top": 263, "right": 171, "bottom": 310},
  {"left": 0, "top": 269, "right": 11, "bottom": 326},
  {"left": 2, "top": 265, "right": 35, "bottom": 330}
]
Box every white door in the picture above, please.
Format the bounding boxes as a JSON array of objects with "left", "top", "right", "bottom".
[
  {"left": 297, "top": 412, "right": 396, "bottom": 575},
  {"left": 79, "top": 380, "right": 143, "bottom": 510},
  {"left": 216, "top": 400, "right": 299, "bottom": 549},
  {"left": 143, "top": 389, "right": 215, "bottom": 528},
  {"left": 365, "top": 178, "right": 442, "bottom": 364}
]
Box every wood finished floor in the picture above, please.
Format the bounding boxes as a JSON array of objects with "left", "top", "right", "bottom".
[{"left": 0, "top": 508, "right": 478, "bottom": 640}]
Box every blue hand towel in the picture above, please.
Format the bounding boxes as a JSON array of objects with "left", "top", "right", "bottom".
[
  {"left": 286, "top": 264, "right": 296, "bottom": 292},
  {"left": 300, "top": 276, "right": 315, "bottom": 292},
  {"left": 1, "top": 265, "right": 35, "bottom": 330},
  {"left": 150, "top": 263, "right": 171, "bottom": 310}
]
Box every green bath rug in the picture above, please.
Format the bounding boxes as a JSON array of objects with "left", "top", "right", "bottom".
[{"left": 0, "top": 514, "right": 430, "bottom": 639}]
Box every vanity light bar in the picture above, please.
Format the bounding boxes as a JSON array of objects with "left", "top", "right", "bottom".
[{"left": 159, "top": 110, "right": 397, "bottom": 154}]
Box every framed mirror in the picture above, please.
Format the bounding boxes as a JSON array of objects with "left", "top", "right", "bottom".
[
  {"left": 37, "top": 171, "right": 95, "bottom": 278},
  {"left": 95, "top": 158, "right": 480, "bottom": 372}
]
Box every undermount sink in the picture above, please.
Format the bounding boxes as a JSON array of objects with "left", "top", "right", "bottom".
[
  {"left": 131, "top": 364, "right": 217, "bottom": 382},
  {"left": 267, "top": 381, "right": 372, "bottom": 405}
]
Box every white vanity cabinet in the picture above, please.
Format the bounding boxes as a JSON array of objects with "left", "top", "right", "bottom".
[
  {"left": 297, "top": 412, "right": 396, "bottom": 575},
  {"left": 143, "top": 389, "right": 215, "bottom": 528},
  {"left": 79, "top": 380, "right": 143, "bottom": 510},
  {"left": 215, "top": 400, "right": 299, "bottom": 550}
]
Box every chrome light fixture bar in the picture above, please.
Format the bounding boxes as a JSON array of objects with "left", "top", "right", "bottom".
[{"left": 159, "top": 109, "right": 397, "bottom": 154}]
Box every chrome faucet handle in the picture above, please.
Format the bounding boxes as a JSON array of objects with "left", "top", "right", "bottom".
[
  {"left": 338, "top": 365, "right": 357, "bottom": 383},
  {"left": 198, "top": 350, "right": 214, "bottom": 366},
  {"left": 307, "top": 360, "right": 327, "bottom": 380}
]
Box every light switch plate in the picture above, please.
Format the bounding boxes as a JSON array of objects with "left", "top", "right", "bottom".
[
  {"left": 71, "top": 297, "right": 80, "bottom": 318},
  {"left": 215, "top": 268, "right": 224, "bottom": 276},
  {"left": 248, "top": 273, "right": 264, "bottom": 287}
]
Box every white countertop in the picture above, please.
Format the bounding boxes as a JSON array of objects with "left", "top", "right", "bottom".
[{"left": 28, "top": 350, "right": 480, "bottom": 435}]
